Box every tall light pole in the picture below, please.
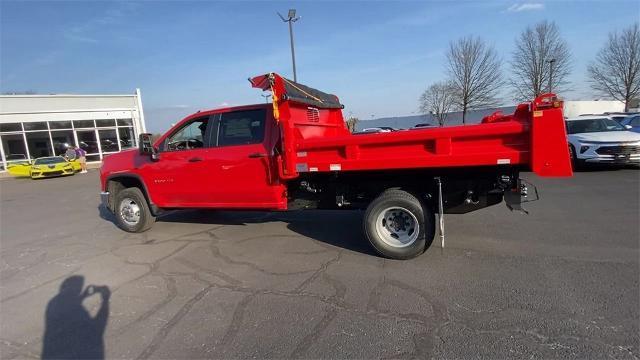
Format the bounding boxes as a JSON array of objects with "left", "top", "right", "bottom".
[
  {"left": 261, "top": 93, "right": 272, "bottom": 103},
  {"left": 278, "top": 9, "right": 300, "bottom": 82},
  {"left": 548, "top": 58, "right": 556, "bottom": 94}
]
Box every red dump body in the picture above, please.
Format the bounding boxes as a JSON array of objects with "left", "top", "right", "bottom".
[{"left": 250, "top": 73, "right": 572, "bottom": 179}]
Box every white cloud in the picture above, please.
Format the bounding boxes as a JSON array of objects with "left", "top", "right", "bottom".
[{"left": 507, "top": 3, "right": 545, "bottom": 12}]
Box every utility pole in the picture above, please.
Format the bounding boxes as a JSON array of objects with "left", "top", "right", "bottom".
[
  {"left": 278, "top": 9, "right": 300, "bottom": 82},
  {"left": 548, "top": 58, "right": 556, "bottom": 94}
]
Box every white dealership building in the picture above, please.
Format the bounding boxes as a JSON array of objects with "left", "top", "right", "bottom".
[{"left": 0, "top": 90, "right": 146, "bottom": 171}]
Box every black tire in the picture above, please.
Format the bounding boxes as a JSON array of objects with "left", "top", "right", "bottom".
[
  {"left": 114, "top": 187, "right": 156, "bottom": 232},
  {"left": 363, "top": 189, "right": 435, "bottom": 260}
]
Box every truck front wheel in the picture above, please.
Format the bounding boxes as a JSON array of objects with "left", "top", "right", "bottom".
[
  {"left": 363, "top": 189, "right": 434, "bottom": 260},
  {"left": 114, "top": 187, "right": 156, "bottom": 233}
]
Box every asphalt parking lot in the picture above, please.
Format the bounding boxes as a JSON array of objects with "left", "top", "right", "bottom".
[{"left": 0, "top": 168, "right": 638, "bottom": 359}]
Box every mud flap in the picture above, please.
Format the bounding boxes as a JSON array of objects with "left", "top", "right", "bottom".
[{"left": 504, "top": 179, "right": 539, "bottom": 214}]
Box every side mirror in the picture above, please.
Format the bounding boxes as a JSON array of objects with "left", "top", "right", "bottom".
[
  {"left": 139, "top": 133, "right": 159, "bottom": 160},
  {"left": 139, "top": 133, "right": 154, "bottom": 155},
  {"left": 625, "top": 124, "right": 633, "bottom": 130}
]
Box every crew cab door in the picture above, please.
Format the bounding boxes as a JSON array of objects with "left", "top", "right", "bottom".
[
  {"left": 208, "top": 108, "right": 285, "bottom": 208},
  {"left": 145, "top": 114, "right": 214, "bottom": 207}
]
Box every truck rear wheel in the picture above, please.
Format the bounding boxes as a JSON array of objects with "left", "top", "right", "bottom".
[
  {"left": 363, "top": 189, "right": 434, "bottom": 260},
  {"left": 114, "top": 187, "right": 156, "bottom": 233}
]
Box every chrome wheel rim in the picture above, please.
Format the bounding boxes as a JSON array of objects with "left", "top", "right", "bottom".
[
  {"left": 119, "top": 197, "right": 141, "bottom": 226},
  {"left": 375, "top": 206, "right": 420, "bottom": 248}
]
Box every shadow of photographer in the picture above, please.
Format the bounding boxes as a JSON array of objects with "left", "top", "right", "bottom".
[{"left": 42, "top": 276, "right": 110, "bottom": 360}]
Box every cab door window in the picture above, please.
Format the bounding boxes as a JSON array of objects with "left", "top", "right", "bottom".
[
  {"left": 217, "top": 109, "right": 266, "bottom": 146},
  {"left": 164, "top": 116, "right": 210, "bottom": 151}
]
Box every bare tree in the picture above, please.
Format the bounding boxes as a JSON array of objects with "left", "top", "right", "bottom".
[
  {"left": 419, "top": 82, "right": 456, "bottom": 126},
  {"left": 588, "top": 23, "right": 640, "bottom": 111},
  {"left": 510, "top": 20, "right": 571, "bottom": 101},
  {"left": 345, "top": 116, "right": 359, "bottom": 133},
  {"left": 446, "top": 36, "right": 503, "bottom": 124}
]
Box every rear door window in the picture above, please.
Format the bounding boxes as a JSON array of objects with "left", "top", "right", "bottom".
[{"left": 217, "top": 109, "right": 266, "bottom": 147}]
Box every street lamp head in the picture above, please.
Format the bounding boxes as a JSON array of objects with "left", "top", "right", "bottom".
[{"left": 288, "top": 9, "right": 296, "bottom": 19}]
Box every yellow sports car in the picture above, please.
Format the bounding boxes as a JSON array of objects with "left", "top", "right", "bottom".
[{"left": 7, "top": 156, "right": 81, "bottom": 179}]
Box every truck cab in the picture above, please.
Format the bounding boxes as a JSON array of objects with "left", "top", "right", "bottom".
[{"left": 101, "top": 103, "right": 287, "bottom": 214}]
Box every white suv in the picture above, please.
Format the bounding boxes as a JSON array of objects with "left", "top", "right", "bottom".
[{"left": 566, "top": 115, "right": 640, "bottom": 167}]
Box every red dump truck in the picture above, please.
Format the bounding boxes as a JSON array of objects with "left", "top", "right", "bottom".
[{"left": 100, "top": 73, "right": 572, "bottom": 259}]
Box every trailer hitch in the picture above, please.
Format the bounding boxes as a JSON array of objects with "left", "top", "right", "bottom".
[{"left": 504, "top": 179, "right": 539, "bottom": 214}]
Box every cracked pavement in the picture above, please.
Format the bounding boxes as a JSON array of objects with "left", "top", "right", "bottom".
[{"left": 0, "top": 169, "right": 638, "bottom": 359}]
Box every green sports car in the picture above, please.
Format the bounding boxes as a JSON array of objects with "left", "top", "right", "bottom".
[{"left": 7, "top": 156, "right": 81, "bottom": 179}]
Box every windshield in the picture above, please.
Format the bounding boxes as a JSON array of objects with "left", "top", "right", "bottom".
[
  {"left": 34, "top": 157, "right": 66, "bottom": 165},
  {"left": 566, "top": 118, "right": 626, "bottom": 134}
]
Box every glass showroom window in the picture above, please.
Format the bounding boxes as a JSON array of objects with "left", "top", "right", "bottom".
[
  {"left": 51, "top": 130, "right": 75, "bottom": 156},
  {"left": 1, "top": 122, "right": 28, "bottom": 172},
  {"left": 0, "top": 123, "right": 22, "bottom": 132},
  {"left": 96, "top": 119, "right": 116, "bottom": 127},
  {"left": 25, "top": 131, "right": 53, "bottom": 158},
  {"left": 98, "top": 129, "right": 119, "bottom": 153},
  {"left": 117, "top": 118, "right": 133, "bottom": 127},
  {"left": 76, "top": 129, "right": 99, "bottom": 156},
  {"left": 48, "top": 121, "right": 72, "bottom": 130},
  {"left": 118, "top": 127, "right": 136, "bottom": 149},
  {"left": 73, "top": 120, "right": 95, "bottom": 129},
  {"left": 23, "top": 122, "right": 48, "bottom": 131},
  {"left": 117, "top": 118, "right": 136, "bottom": 149},
  {"left": 1, "top": 133, "right": 29, "bottom": 171}
]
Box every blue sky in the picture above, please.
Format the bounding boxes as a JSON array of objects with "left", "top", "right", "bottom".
[{"left": 1, "top": 0, "right": 639, "bottom": 132}]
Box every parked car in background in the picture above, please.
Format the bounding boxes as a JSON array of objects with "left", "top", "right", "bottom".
[
  {"left": 7, "top": 156, "right": 81, "bottom": 179},
  {"left": 619, "top": 114, "right": 640, "bottom": 133},
  {"left": 566, "top": 116, "right": 640, "bottom": 168},
  {"left": 412, "top": 123, "right": 434, "bottom": 129},
  {"left": 605, "top": 113, "right": 634, "bottom": 124}
]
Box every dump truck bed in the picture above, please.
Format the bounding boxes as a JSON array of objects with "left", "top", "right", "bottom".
[{"left": 250, "top": 73, "right": 572, "bottom": 179}]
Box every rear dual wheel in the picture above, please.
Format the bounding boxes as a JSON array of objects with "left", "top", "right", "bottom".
[{"left": 363, "top": 189, "right": 435, "bottom": 260}]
